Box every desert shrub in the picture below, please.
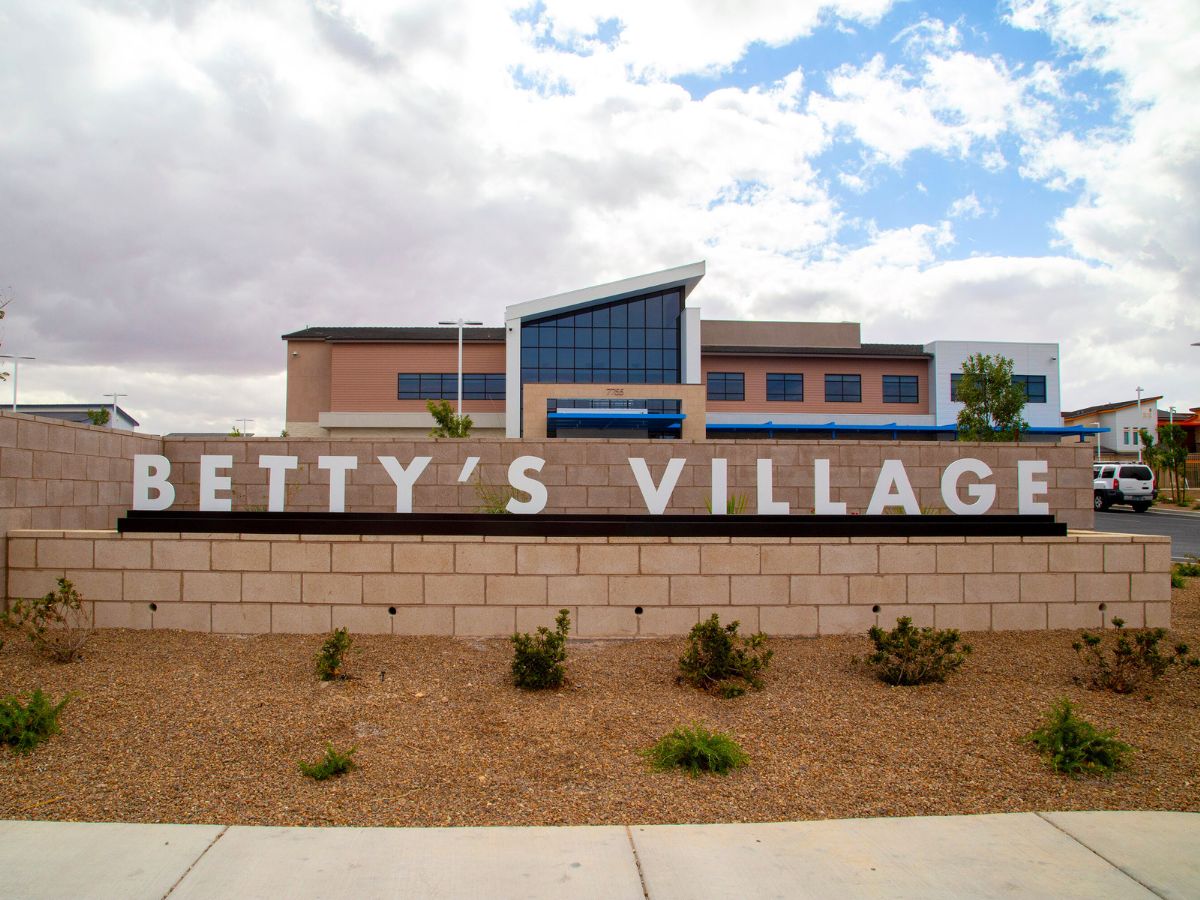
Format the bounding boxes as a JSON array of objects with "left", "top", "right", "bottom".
[
  {"left": 426, "top": 398, "right": 472, "bottom": 438},
  {"left": 315, "top": 628, "right": 353, "bottom": 681},
  {"left": 474, "top": 474, "right": 518, "bottom": 514},
  {"left": 704, "top": 494, "right": 749, "bottom": 514},
  {"left": 678, "top": 615, "right": 772, "bottom": 698},
  {"left": 1172, "top": 570, "right": 1188, "bottom": 590},
  {"left": 1073, "top": 618, "right": 1197, "bottom": 694},
  {"left": 298, "top": 743, "right": 357, "bottom": 780},
  {"left": 0, "top": 689, "right": 69, "bottom": 754},
  {"left": 511, "top": 609, "right": 570, "bottom": 689},
  {"left": 1026, "top": 699, "right": 1131, "bottom": 777},
  {"left": 865, "top": 617, "right": 972, "bottom": 686},
  {"left": 645, "top": 724, "right": 749, "bottom": 776},
  {"left": 2, "top": 577, "right": 92, "bottom": 662},
  {"left": 1174, "top": 557, "right": 1200, "bottom": 578}
]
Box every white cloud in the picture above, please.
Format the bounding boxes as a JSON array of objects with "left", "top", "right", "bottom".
[{"left": 947, "top": 193, "right": 985, "bottom": 219}]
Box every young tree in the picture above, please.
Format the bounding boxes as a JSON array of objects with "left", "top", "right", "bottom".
[
  {"left": 426, "top": 399, "right": 472, "bottom": 438},
  {"left": 85, "top": 408, "right": 110, "bottom": 426},
  {"left": 955, "top": 353, "right": 1029, "bottom": 442},
  {"left": 1140, "top": 425, "right": 1187, "bottom": 505}
]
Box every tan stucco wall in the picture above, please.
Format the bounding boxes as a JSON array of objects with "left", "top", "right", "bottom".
[
  {"left": 701, "top": 320, "right": 861, "bottom": 349},
  {"left": 284, "top": 340, "right": 332, "bottom": 429}
]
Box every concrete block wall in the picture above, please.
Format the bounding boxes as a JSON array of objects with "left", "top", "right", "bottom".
[
  {"left": 6, "top": 530, "right": 1169, "bottom": 637},
  {"left": 161, "top": 437, "right": 1096, "bottom": 529}
]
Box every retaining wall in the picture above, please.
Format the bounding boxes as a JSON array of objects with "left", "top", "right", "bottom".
[{"left": 6, "top": 530, "right": 1170, "bottom": 637}]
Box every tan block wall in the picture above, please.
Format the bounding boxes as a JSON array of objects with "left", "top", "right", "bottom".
[
  {"left": 6, "top": 529, "right": 1169, "bottom": 637},
  {"left": 159, "top": 437, "right": 1096, "bottom": 529}
]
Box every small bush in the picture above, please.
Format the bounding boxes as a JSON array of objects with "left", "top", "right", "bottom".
[
  {"left": 315, "top": 628, "right": 353, "bottom": 681},
  {"left": 1174, "top": 558, "right": 1200, "bottom": 578},
  {"left": 511, "top": 609, "right": 570, "bottom": 689},
  {"left": 1172, "top": 570, "right": 1188, "bottom": 589},
  {"left": 2, "top": 577, "right": 92, "bottom": 662},
  {"left": 865, "top": 617, "right": 972, "bottom": 686},
  {"left": 298, "top": 743, "right": 357, "bottom": 780},
  {"left": 1073, "top": 618, "right": 1197, "bottom": 694},
  {"left": 1026, "top": 699, "right": 1132, "bottom": 777},
  {"left": 474, "top": 474, "right": 520, "bottom": 514},
  {"left": 645, "top": 723, "right": 749, "bottom": 776},
  {"left": 0, "top": 689, "right": 69, "bottom": 753},
  {"left": 678, "top": 614, "right": 772, "bottom": 697},
  {"left": 704, "top": 494, "right": 749, "bottom": 514}
]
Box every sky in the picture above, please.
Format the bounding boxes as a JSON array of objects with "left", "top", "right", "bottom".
[{"left": 0, "top": 0, "right": 1197, "bottom": 435}]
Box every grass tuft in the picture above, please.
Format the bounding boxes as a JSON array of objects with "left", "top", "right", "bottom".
[
  {"left": 298, "top": 743, "right": 357, "bottom": 780},
  {"left": 1026, "top": 699, "right": 1131, "bottom": 777},
  {"left": 645, "top": 723, "right": 749, "bottom": 776}
]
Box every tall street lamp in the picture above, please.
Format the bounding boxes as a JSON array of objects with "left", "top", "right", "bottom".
[
  {"left": 0, "top": 354, "right": 36, "bottom": 411},
  {"left": 437, "top": 318, "right": 483, "bottom": 416},
  {"left": 103, "top": 392, "right": 127, "bottom": 428},
  {"left": 1135, "top": 386, "right": 1144, "bottom": 463}
]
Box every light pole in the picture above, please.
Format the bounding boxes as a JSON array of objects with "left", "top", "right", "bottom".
[
  {"left": 103, "top": 392, "right": 127, "bottom": 428},
  {"left": 0, "top": 354, "right": 35, "bottom": 411},
  {"left": 1089, "top": 422, "right": 1101, "bottom": 462},
  {"left": 235, "top": 418, "right": 254, "bottom": 435},
  {"left": 1135, "top": 386, "right": 1144, "bottom": 462},
  {"left": 437, "top": 317, "right": 483, "bottom": 416}
]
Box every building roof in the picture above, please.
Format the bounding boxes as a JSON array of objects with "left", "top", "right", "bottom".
[
  {"left": 13, "top": 404, "right": 140, "bottom": 427},
  {"left": 505, "top": 261, "right": 706, "bottom": 322},
  {"left": 701, "top": 342, "right": 930, "bottom": 359},
  {"left": 282, "top": 326, "right": 505, "bottom": 343},
  {"left": 1062, "top": 396, "right": 1164, "bottom": 420}
]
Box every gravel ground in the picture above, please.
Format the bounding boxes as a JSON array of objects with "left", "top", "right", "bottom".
[{"left": 2, "top": 586, "right": 1198, "bottom": 827}]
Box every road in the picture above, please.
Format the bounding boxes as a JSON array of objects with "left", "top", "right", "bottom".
[{"left": 1095, "top": 508, "right": 1200, "bottom": 560}]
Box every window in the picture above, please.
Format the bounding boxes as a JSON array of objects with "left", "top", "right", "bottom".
[
  {"left": 882, "top": 375, "right": 919, "bottom": 404},
  {"left": 766, "top": 373, "right": 804, "bottom": 402},
  {"left": 1012, "top": 374, "right": 1047, "bottom": 403},
  {"left": 520, "top": 290, "right": 682, "bottom": 385},
  {"left": 950, "top": 373, "right": 962, "bottom": 402},
  {"left": 824, "top": 374, "right": 861, "bottom": 403},
  {"left": 397, "top": 373, "right": 505, "bottom": 400},
  {"left": 707, "top": 372, "right": 745, "bottom": 401}
]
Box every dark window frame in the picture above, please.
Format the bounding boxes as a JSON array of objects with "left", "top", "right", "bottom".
[
  {"left": 397, "top": 373, "right": 506, "bottom": 400},
  {"left": 1012, "top": 373, "right": 1047, "bottom": 404},
  {"left": 882, "top": 374, "right": 919, "bottom": 404},
  {"left": 707, "top": 372, "right": 745, "bottom": 401},
  {"left": 824, "top": 373, "right": 862, "bottom": 403},
  {"left": 766, "top": 372, "right": 804, "bottom": 402}
]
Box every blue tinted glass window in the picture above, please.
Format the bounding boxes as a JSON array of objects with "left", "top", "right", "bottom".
[
  {"left": 627, "top": 300, "right": 644, "bottom": 327},
  {"left": 397, "top": 373, "right": 505, "bottom": 400},
  {"left": 951, "top": 373, "right": 963, "bottom": 402},
  {"left": 824, "top": 374, "right": 862, "bottom": 403},
  {"left": 707, "top": 372, "right": 745, "bottom": 401},
  {"left": 767, "top": 373, "right": 803, "bottom": 401},
  {"left": 883, "top": 375, "right": 919, "bottom": 403},
  {"left": 1013, "top": 374, "right": 1047, "bottom": 403}
]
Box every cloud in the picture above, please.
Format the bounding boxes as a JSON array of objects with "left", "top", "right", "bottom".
[{"left": 947, "top": 193, "right": 985, "bottom": 219}]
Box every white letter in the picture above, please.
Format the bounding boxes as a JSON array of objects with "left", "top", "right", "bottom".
[
  {"left": 259, "top": 455, "right": 299, "bottom": 512},
  {"left": 867, "top": 460, "right": 921, "bottom": 515},
  {"left": 756, "top": 458, "right": 790, "bottom": 515},
  {"left": 318, "top": 456, "right": 358, "bottom": 513},
  {"left": 1018, "top": 459, "right": 1050, "bottom": 515},
  {"left": 199, "top": 455, "right": 233, "bottom": 512},
  {"left": 710, "top": 458, "right": 728, "bottom": 515},
  {"left": 628, "top": 457, "right": 685, "bottom": 515},
  {"left": 378, "top": 456, "right": 432, "bottom": 513},
  {"left": 940, "top": 458, "right": 995, "bottom": 515},
  {"left": 507, "top": 455, "right": 548, "bottom": 514},
  {"left": 133, "top": 454, "right": 175, "bottom": 511},
  {"left": 814, "top": 458, "right": 846, "bottom": 515}
]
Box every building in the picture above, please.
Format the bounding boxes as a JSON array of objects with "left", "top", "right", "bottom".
[
  {"left": 1062, "top": 396, "right": 1162, "bottom": 457},
  {"left": 1157, "top": 407, "right": 1200, "bottom": 454},
  {"left": 284, "top": 262, "right": 1079, "bottom": 441},
  {"left": 10, "top": 403, "right": 140, "bottom": 430}
]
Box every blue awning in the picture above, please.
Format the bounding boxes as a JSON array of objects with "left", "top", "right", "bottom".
[
  {"left": 548, "top": 412, "right": 685, "bottom": 430},
  {"left": 704, "top": 421, "right": 1109, "bottom": 439}
]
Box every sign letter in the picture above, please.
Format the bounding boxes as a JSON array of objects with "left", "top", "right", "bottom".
[
  {"left": 133, "top": 454, "right": 175, "bottom": 511},
  {"left": 318, "top": 456, "right": 358, "bottom": 513},
  {"left": 378, "top": 456, "right": 432, "bottom": 514},
  {"left": 1018, "top": 459, "right": 1050, "bottom": 515},
  {"left": 629, "top": 458, "right": 686, "bottom": 516},
  {"left": 259, "top": 455, "right": 299, "bottom": 512},
  {"left": 940, "top": 458, "right": 995, "bottom": 515},
  {"left": 756, "top": 458, "right": 789, "bottom": 515},
  {"left": 814, "top": 458, "right": 846, "bottom": 515},
  {"left": 199, "top": 455, "right": 233, "bottom": 512},
  {"left": 710, "top": 458, "right": 728, "bottom": 515},
  {"left": 867, "top": 460, "right": 920, "bottom": 515},
  {"left": 507, "top": 456, "right": 548, "bottom": 514}
]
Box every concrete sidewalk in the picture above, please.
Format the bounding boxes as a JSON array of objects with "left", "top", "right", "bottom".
[{"left": 1, "top": 811, "right": 1196, "bottom": 899}]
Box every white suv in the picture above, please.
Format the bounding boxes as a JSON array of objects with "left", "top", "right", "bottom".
[{"left": 1093, "top": 463, "right": 1156, "bottom": 512}]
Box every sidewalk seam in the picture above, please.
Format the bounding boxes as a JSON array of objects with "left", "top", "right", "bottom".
[
  {"left": 1034, "top": 813, "right": 1166, "bottom": 899},
  {"left": 162, "top": 824, "right": 228, "bottom": 899},
  {"left": 624, "top": 825, "right": 649, "bottom": 900}
]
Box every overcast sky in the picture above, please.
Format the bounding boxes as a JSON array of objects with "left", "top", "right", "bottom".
[{"left": 1, "top": 0, "right": 1196, "bottom": 435}]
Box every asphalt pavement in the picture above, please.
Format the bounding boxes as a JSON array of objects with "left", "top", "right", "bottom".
[{"left": 1095, "top": 507, "right": 1200, "bottom": 560}]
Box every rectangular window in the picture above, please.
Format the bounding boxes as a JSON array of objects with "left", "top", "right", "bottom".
[
  {"left": 950, "top": 373, "right": 963, "bottom": 402},
  {"left": 766, "top": 373, "right": 804, "bottom": 402},
  {"left": 824, "top": 374, "right": 862, "bottom": 403},
  {"left": 707, "top": 372, "right": 745, "bottom": 401},
  {"left": 882, "top": 375, "right": 919, "bottom": 404},
  {"left": 1012, "top": 374, "right": 1047, "bottom": 403},
  {"left": 397, "top": 373, "right": 505, "bottom": 400}
]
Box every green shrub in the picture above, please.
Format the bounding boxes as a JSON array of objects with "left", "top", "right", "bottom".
[
  {"left": 865, "top": 617, "right": 972, "bottom": 686},
  {"left": 704, "top": 494, "right": 749, "bottom": 514},
  {"left": 645, "top": 724, "right": 749, "bottom": 776},
  {"left": 2, "top": 577, "right": 92, "bottom": 662},
  {"left": 0, "top": 689, "right": 70, "bottom": 753},
  {"left": 315, "top": 628, "right": 353, "bottom": 681},
  {"left": 426, "top": 399, "right": 472, "bottom": 438},
  {"left": 1174, "top": 557, "right": 1200, "bottom": 578},
  {"left": 474, "top": 474, "right": 519, "bottom": 514},
  {"left": 511, "top": 609, "right": 570, "bottom": 689},
  {"left": 1026, "top": 699, "right": 1131, "bottom": 777},
  {"left": 1073, "top": 618, "right": 1197, "bottom": 694},
  {"left": 678, "top": 614, "right": 772, "bottom": 697},
  {"left": 1172, "top": 570, "right": 1188, "bottom": 589},
  {"left": 298, "top": 743, "right": 357, "bottom": 780}
]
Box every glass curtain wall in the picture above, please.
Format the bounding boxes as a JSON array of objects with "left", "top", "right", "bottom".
[{"left": 519, "top": 290, "right": 682, "bottom": 385}]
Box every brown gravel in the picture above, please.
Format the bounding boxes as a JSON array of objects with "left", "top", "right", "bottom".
[{"left": 2, "top": 586, "right": 1199, "bottom": 827}]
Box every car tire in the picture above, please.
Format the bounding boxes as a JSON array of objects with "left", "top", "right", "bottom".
[
  {"left": 1094, "top": 494, "right": 1109, "bottom": 511},
  {"left": 1132, "top": 502, "right": 1151, "bottom": 513}
]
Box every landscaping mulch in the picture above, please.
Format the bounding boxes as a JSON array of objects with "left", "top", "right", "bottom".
[{"left": 2, "top": 584, "right": 1198, "bottom": 827}]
